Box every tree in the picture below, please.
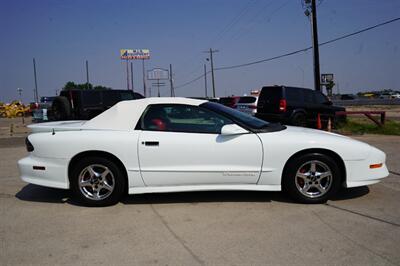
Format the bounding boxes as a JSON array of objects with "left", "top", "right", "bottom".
[
  {"left": 63, "top": 81, "right": 78, "bottom": 90},
  {"left": 62, "top": 82, "right": 111, "bottom": 90}
]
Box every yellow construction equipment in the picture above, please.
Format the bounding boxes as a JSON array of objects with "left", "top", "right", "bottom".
[{"left": 0, "top": 101, "right": 30, "bottom": 118}]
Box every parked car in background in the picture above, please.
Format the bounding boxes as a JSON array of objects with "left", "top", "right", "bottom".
[
  {"left": 340, "top": 94, "right": 356, "bottom": 100},
  {"left": 256, "top": 85, "right": 345, "bottom": 127},
  {"left": 219, "top": 96, "right": 240, "bottom": 108},
  {"left": 51, "top": 89, "right": 144, "bottom": 121},
  {"left": 390, "top": 93, "right": 400, "bottom": 99},
  {"left": 235, "top": 96, "right": 258, "bottom": 116},
  {"left": 32, "top": 96, "right": 56, "bottom": 121},
  {"left": 189, "top": 97, "right": 220, "bottom": 102}
]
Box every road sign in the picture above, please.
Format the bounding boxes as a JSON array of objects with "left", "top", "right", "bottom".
[
  {"left": 147, "top": 68, "right": 169, "bottom": 80},
  {"left": 321, "top": 73, "right": 334, "bottom": 84},
  {"left": 120, "top": 49, "right": 150, "bottom": 60}
]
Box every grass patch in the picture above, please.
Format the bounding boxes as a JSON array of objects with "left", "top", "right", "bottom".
[{"left": 337, "top": 118, "right": 400, "bottom": 136}]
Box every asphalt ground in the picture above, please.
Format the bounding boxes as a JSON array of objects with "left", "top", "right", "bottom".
[{"left": 1, "top": 134, "right": 399, "bottom": 265}]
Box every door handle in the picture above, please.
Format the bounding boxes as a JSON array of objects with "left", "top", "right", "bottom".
[{"left": 143, "top": 141, "right": 159, "bottom": 146}]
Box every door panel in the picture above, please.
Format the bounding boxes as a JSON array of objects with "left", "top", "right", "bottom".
[{"left": 138, "top": 131, "right": 263, "bottom": 186}]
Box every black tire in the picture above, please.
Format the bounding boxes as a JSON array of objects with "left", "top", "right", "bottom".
[
  {"left": 282, "top": 153, "right": 341, "bottom": 204},
  {"left": 70, "top": 157, "right": 126, "bottom": 207},
  {"left": 291, "top": 112, "right": 307, "bottom": 127},
  {"left": 52, "top": 96, "right": 71, "bottom": 120}
]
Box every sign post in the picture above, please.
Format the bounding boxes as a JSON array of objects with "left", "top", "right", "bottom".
[
  {"left": 147, "top": 68, "right": 169, "bottom": 97},
  {"left": 120, "top": 49, "right": 150, "bottom": 95},
  {"left": 321, "top": 73, "right": 334, "bottom": 97}
]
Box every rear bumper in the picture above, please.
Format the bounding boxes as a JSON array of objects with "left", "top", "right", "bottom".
[
  {"left": 344, "top": 147, "right": 389, "bottom": 188},
  {"left": 18, "top": 155, "right": 69, "bottom": 189}
]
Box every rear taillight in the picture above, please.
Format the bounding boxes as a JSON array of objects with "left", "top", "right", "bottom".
[
  {"left": 249, "top": 105, "right": 257, "bottom": 109},
  {"left": 25, "top": 137, "right": 34, "bottom": 152},
  {"left": 279, "top": 99, "right": 287, "bottom": 112}
]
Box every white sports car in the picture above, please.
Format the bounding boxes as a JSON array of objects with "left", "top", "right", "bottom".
[{"left": 18, "top": 97, "right": 388, "bottom": 206}]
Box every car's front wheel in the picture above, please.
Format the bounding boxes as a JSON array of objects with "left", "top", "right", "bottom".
[
  {"left": 70, "top": 157, "right": 126, "bottom": 207},
  {"left": 282, "top": 153, "right": 341, "bottom": 203}
]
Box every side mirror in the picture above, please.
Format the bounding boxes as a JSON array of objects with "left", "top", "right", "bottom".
[{"left": 220, "top": 124, "right": 248, "bottom": 135}]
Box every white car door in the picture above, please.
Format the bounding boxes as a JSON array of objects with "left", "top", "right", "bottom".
[{"left": 137, "top": 104, "right": 263, "bottom": 186}]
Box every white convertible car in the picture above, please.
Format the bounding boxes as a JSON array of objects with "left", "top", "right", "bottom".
[{"left": 18, "top": 97, "right": 388, "bottom": 206}]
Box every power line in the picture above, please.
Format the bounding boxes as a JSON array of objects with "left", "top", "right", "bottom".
[
  {"left": 175, "top": 16, "right": 400, "bottom": 89},
  {"left": 210, "top": 0, "right": 258, "bottom": 47},
  {"left": 174, "top": 0, "right": 256, "bottom": 78},
  {"left": 217, "top": 16, "right": 400, "bottom": 70}
]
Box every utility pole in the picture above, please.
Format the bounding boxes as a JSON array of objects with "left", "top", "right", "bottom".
[
  {"left": 204, "top": 64, "right": 208, "bottom": 98},
  {"left": 131, "top": 62, "right": 135, "bottom": 93},
  {"left": 204, "top": 48, "right": 219, "bottom": 97},
  {"left": 126, "top": 59, "right": 130, "bottom": 90},
  {"left": 33, "top": 58, "right": 39, "bottom": 102},
  {"left": 142, "top": 59, "right": 147, "bottom": 97},
  {"left": 169, "top": 64, "right": 175, "bottom": 97},
  {"left": 305, "top": 0, "right": 321, "bottom": 91},
  {"left": 86, "top": 60, "right": 90, "bottom": 89}
]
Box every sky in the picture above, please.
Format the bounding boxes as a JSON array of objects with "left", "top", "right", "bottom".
[{"left": 0, "top": 0, "right": 399, "bottom": 103}]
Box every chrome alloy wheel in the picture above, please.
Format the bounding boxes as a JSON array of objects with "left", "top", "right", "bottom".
[
  {"left": 78, "top": 164, "right": 115, "bottom": 201},
  {"left": 295, "top": 160, "right": 333, "bottom": 198}
]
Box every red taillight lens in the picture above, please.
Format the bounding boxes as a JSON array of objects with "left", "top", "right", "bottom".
[
  {"left": 249, "top": 105, "right": 257, "bottom": 109},
  {"left": 279, "top": 99, "right": 287, "bottom": 112}
]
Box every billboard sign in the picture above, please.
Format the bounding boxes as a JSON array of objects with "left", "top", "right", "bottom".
[
  {"left": 147, "top": 68, "right": 169, "bottom": 80},
  {"left": 120, "top": 49, "right": 150, "bottom": 60}
]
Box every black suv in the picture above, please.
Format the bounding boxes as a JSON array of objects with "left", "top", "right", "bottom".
[
  {"left": 256, "top": 85, "right": 345, "bottom": 127},
  {"left": 51, "top": 89, "right": 144, "bottom": 120}
]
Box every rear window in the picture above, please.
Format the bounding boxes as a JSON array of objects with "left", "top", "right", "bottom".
[
  {"left": 259, "top": 87, "right": 282, "bottom": 102},
  {"left": 285, "top": 87, "right": 304, "bottom": 101},
  {"left": 238, "top": 96, "right": 256, "bottom": 103},
  {"left": 219, "top": 97, "right": 235, "bottom": 105},
  {"left": 82, "top": 91, "right": 102, "bottom": 106}
]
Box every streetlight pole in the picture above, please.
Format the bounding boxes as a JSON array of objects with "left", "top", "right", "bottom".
[
  {"left": 131, "top": 62, "right": 135, "bottom": 93},
  {"left": 204, "top": 64, "right": 208, "bottom": 98},
  {"left": 169, "top": 64, "right": 175, "bottom": 97},
  {"left": 86, "top": 60, "right": 90, "bottom": 89},
  {"left": 126, "top": 59, "right": 130, "bottom": 90},
  {"left": 17, "top": 88, "right": 24, "bottom": 124},
  {"left": 204, "top": 48, "right": 219, "bottom": 98},
  {"left": 142, "top": 59, "right": 147, "bottom": 97},
  {"left": 33, "top": 58, "right": 39, "bottom": 102}
]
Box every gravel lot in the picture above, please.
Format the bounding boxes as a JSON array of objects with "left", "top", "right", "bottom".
[{"left": 1, "top": 134, "right": 399, "bottom": 265}]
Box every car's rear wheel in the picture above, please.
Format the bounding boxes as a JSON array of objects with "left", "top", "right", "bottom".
[
  {"left": 282, "top": 153, "right": 341, "bottom": 203},
  {"left": 70, "top": 157, "right": 126, "bottom": 207}
]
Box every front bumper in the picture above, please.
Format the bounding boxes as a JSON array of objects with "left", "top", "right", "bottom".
[
  {"left": 344, "top": 147, "right": 389, "bottom": 188},
  {"left": 18, "top": 155, "right": 69, "bottom": 189}
]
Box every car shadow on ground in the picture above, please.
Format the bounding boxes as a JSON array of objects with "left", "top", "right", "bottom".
[{"left": 15, "top": 184, "right": 370, "bottom": 206}]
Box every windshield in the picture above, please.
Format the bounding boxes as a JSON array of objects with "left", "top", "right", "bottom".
[
  {"left": 238, "top": 96, "right": 256, "bottom": 104},
  {"left": 201, "top": 102, "right": 269, "bottom": 130}
]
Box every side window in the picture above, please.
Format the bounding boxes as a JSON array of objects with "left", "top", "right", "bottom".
[
  {"left": 315, "top": 92, "right": 328, "bottom": 104},
  {"left": 141, "top": 104, "right": 232, "bottom": 134},
  {"left": 304, "top": 90, "right": 314, "bottom": 103},
  {"left": 285, "top": 87, "right": 304, "bottom": 102}
]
